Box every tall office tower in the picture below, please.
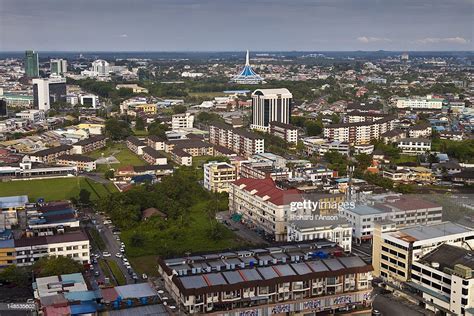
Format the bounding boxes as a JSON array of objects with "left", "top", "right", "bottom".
[
  {"left": 91, "top": 59, "right": 110, "bottom": 76},
  {"left": 50, "top": 59, "right": 68, "bottom": 76},
  {"left": 25, "top": 50, "right": 39, "bottom": 78},
  {"left": 33, "top": 77, "right": 67, "bottom": 111},
  {"left": 251, "top": 88, "right": 293, "bottom": 132}
]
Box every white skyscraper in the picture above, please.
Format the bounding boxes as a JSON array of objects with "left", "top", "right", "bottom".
[
  {"left": 91, "top": 59, "right": 110, "bottom": 77},
  {"left": 251, "top": 88, "right": 293, "bottom": 132},
  {"left": 33, "top": 77, "right": 67, "bottom": 111}
]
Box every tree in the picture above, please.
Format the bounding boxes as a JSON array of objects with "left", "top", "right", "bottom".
[
  {"left": 104, "top": 169, "right": 115, "bottom": 179},
  {"left": 78, "top": 189, "right": 91, "bottom": 205},
  {"left": 0, "top": 265, "right": 30, "bottom": 287},
  {"left": 130, "top": 231, "right": 145, "bottom": 247},
  {"left": 305, "top": 120, "right": 323, "bottom": 136},
  {"left": 33, "top": 257, "right": 83, "bottom": 277},
  {"left": 354, "top": 154, "right": 372, "bottom": 171},
  {"left": 105, "top": 118, "right": 131, "bottom": 140},
  {"left": 135, "top": 117, "right": 145, "bottom": 131},
  {"left": 147, "top": 121, "right": 169, "bottom": 138},
  {"left": 172, "top": 104, "right": 187, "bottom": 114}
]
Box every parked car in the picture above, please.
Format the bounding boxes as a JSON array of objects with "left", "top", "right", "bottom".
[
  {"left": 94, "top": 271, "right": 100, "bottom": 277},
  {"left": 142, "top": 273, "right": 148, "bottom": 280},
  {"left": 102, "top": 252, "right": 111, "bottom": 257},
  {"left": 115, "top": 253, "right": 123, "bottom": 258}
]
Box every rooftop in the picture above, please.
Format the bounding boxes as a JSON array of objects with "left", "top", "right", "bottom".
[
  {"left": 0, "top": 195, "right": 29, "bottom": 209},
  {"left": 233, "top": 178, "right": 302, "bottom": 206},
  {"left": 390, "top": 222, "right": 473, "bottom": 243},
  {"left": 419, "top": 244, "right": 474, "bottom": 272}
]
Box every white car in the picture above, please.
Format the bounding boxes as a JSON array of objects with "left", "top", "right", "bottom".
[
  {"left": 142, "top": 273, "right": 148, "bottom": 280},
  {"left": 120, "top": 247, "right": 125, "bottom": 253},
  {"left": 115, "top": 253, "right": 123, "bottom": 258},
  {"left": 102, "top": 252, "right": 111, "bottom": 257},
  {"left": 120, "top": 242, "right": 125, "bottom": 247}
]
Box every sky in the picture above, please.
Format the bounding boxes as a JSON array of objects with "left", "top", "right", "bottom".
[{"left": 0, "top": 0, "right": 473, "bottom": 51}]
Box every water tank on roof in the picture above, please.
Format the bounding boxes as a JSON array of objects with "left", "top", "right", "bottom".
[{"left": 431, "top": 262, "right": 440, "bottom": 268}]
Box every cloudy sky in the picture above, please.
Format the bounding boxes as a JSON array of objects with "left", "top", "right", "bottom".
[{"left": 0, "top": 0, "right": 472, "bottom": 51}]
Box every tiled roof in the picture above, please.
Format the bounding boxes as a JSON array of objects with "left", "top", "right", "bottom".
[{"left": 233, "top": 178, "right": 302, "bottom": 205}]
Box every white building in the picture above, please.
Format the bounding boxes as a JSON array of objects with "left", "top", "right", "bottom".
[
  {"left": 395, "top": 95, "right": 444, "bottom": 110},
  {"left": 32, "top": 77, "right": 67, "bottom": 111},
  {"left": 287, "top": 218, "right": 353, "bottom": 252},
  {"left": 80, "top": 94, "right": 99, "bottom": 108},
  {"left": 410, "top": 244, "right": 474, "bottom": 316},
  {"left": 229, "top": 177, "right": 302, "bottom": 241},
  {"left": 251, "top": 88, "right": 293, "bottom": 132},
  {"left": 171, "top": 112, "right": 194, "bottom": 130},
  {"left": 92, "top": 59, "right": 110, "bottom": 76},
  {"left": 269, "top": 121, "right": 298, "bottom": 144},
  {"left": 16, "top": 109, "right": 45, "bottom": 122},
  {"left": 397, "top": 138, "right": 431, "bottom": 155},
  {"left": 339, "top": 196, "right": 443, "bottom": 243}
]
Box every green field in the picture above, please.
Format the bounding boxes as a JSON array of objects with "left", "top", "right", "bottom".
[
  {"left": 0, "top": 177, "right": 117, "bottom": 202},
  {"left": 392, "top": 155, "right": 418, "bottom": 164},
  {"left": 121, "top": 200, "right": 246, "bottom": 275},
  {"left": 86, "top": 142, "right": 146, "bottom": 172}
]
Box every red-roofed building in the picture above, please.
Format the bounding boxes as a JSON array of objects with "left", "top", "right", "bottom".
[{"left": 229, "top": 178, "right": 303, "bottom": 241}]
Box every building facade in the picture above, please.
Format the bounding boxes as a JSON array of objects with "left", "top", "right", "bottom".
[
  {"left": 251, "top": 88, "right": 293, "bottom": 132},
  {"left": 203, "top": 161, "right": 237, "bottom": 193}
]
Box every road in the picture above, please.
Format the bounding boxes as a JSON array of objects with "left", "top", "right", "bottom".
[
  {"left": 372, "top": 293, "right": 432, "bottom": 316},
  {"left": 216, "top": 211, "right": 270, "bottom": 245}
]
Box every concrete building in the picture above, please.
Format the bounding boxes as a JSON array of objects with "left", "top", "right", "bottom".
[
  {"left": 80, "top": 95, "right": 99, "bottom": 108},
  {"left": 126, "top": 136, "right": 146, "bottom": 155},
  {"left": 71, "top": 135, "right": 107, "bottom": 154},
  {"left": 171, "top": 112, "right": 194, "bottom": 130},
  {"left": 229, "top": 178, "right": 302, "bottom": 241},
  {"left": 409, "top": 244, "right": 474, "bottom": 316},
  {"left": 16, "top": 109, "right": 45, "bottom": 122},
  {"left": 287, "top": 218, "right": 353, "bottom": 252},
  {"left": 251, "top": 88, "right": 293, "bottom": 132},
  {"left": 158, "top": 241, "right": 373, "bottom": 315},
  {"left": 50, "top": 59, "right": 67, "bottom": 76},
  {"left": 339, "top": 196, "right": 443, "bottom": 243},
  {"left": 396, "top": 95, "right": 444, "bottom": 110},
  {"left": 372, "top": 221, "right": 474, "bottom": 285},
  {"left": 91, "top": 59, "right": 110, "bottom": 77},
  {"left": 323, "top": 116, "right": 397, "bottom": 145},
  {"left": 56, "top": 154, "right": 96, "bottom": 172},
  {"left": 209, "top": 122, "right": 264, "bottom": 158},
  {"left": 33, "top": 77, "right": 67, "bottom": 111},
  {"left": 269, "top": 121, "right": 299, "bottom": 144},
  {"left": 397, "top": 138, "right": 431, "bottom": 155},
  {"left": 141, "top": 147, "right": 168, "bottom": 165},
  {"left": 203, "top": 161, "right": 237, "bottom": 193},
  {"left": 25, "top": 50, "right": 39, "bottom": 78},
  {"left": 29, "top": 145, "right": 73, "bottom": 164}
]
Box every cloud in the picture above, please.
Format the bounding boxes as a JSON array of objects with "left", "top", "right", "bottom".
[
  {"left": 416, "top": 37, "right": 469, "bottom": 44},
  {"left": 119, "top": 34, "right": 128, "bottom": 38},
  {"left": 356, "top": 36, "right": 392, "bottom": 43}
]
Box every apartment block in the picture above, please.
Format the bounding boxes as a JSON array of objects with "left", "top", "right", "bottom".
[
  {"left": 71, "top": 135, "right": 107, "bottom": 154},
  {"left": 56, "top": 154, "right": 96, "bottom": 171},
  {"left": 323, "top": 116, "right": 397, "bottom": 145},
  {"left": 172, "top": 112, "right": 194, "bottom": 130},
  {"left": 29, "top": 145, "right": 73, "bottom": 164},
  {"left": 126, "top": 136, "right": 146, "bottom": 155},
  {"left": 269, "top": 121, "right": 298, "bottom": 144},
  {"left": 397, "top": 138, "right": 431, "bottom": 155},
  {"left": 203, "top": 161, "right": 237, "bottom": 193},
  {"left": 209, "top": 122, "right": 264, "bottom": 158},
  {"left": 141, "top": 146, "right": 168, "bottom": 165},
  {"left": 395, "top": 95, "right": 444, "bottom": 110}
]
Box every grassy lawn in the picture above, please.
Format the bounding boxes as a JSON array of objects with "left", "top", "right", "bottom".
[
  {"left": 120, "top": 200, "right": 245, "bottom": 274},
  {"left": 189, "top": 92, "right": 226, "bottom": 98},
  {"left": 86, "top": 142, "right": 146, "bottom": 170},
  {"left": 107, "top": 260, "right": 127, "bottom": 285},
  {"left": 392, "top": 155, "right": 418, "bottom": 164},
  {"left": 0, "top": 177, "right": 117, "bottom": 202},
  {"left": 90, "top": 228, "right": 106, "bottom": 251},
  {"left": 133, "top": 129, "right": 148, "bottom": 136}
]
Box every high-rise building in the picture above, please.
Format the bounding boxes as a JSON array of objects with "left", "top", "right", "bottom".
[
  {"left": 33, "top": 77, "right": 67, "bottom": 111},
  {"left": 91, "top": 59, "right": 110, "bottom": 76},
  {"left": 0, "top": 98, "right": 7, "bottom": 116},
  {"left": 251, "top": 88, "right": 292, "bottom": 132},
  {"left": 25, "top": 50, "right": 39, "bottom": 78},
  {"left": 50, "top": 59, "right": 67, "bottom": 76}
]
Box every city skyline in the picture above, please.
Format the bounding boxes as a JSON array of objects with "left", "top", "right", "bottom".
[{"left": 1, "top": 0, "right": 473, "bottom": 52}]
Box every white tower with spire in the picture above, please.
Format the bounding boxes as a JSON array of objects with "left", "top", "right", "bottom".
[{"left": 231, "top": 50, "right": 263, "bottom": 84}]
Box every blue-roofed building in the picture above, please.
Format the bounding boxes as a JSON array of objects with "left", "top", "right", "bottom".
[{"left": 231, "top": 51, "right": 264, "bottom": 84}]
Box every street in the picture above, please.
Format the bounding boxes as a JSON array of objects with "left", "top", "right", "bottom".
[
  {"left": 216, "top": 211, "right": 270, "bottom": 245},
  {"left": 372, "top": 293, "right": 432, "bottom": 316}
]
